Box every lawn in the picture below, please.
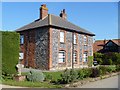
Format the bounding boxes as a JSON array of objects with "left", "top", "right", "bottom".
[
  {"left": 2, "top": 79, "right": 62, "bottom": 88},
  {"left": 43, "top": 71, "right": 63, "bottom": 81}
]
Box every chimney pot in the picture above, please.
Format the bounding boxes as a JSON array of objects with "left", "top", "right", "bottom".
[
  {"left": 59, "top": 9, "right": 67, "bottom": 20},
  {"left": 40, "top": 4, "right": 48, "bottom": 19}
]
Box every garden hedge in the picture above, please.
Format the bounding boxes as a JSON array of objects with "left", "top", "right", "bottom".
[{"left": 2, "top": 31, "right": 20, "bottom": 75}]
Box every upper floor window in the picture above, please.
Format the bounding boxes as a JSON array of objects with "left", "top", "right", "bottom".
[
  {"left": 83, "top": 52, "right": 88, "bottom": 62},
  {"left": 20, "top": 35, "right": 24, "bottom": 44},
  {"left": 74, "top": 34, "right": 77, "bottom": 44},
  {"left": 60, "top": 31, "right": 65, "bottom": 43},
  {"left": 58, "top": 50, "right": 65, "bottom": 63},
  {"left": 84, "top": 36, "right": 87, "bottom": 45},
  {"left": 73, "top": 51, "right": 77, "bottom": 63}
]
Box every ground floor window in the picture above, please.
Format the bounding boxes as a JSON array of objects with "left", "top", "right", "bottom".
[
  {"left": 58, "top": 50, "right": 65, "bottom": 63},
  {"left": 83, "top": 52, "right": 88, "bottom": 62},
  {"left": 19, "top": 52, "right": 24, "bottom": 60},
  {"left": 73, "top": 51, "right": 77, "bottom": 63}
]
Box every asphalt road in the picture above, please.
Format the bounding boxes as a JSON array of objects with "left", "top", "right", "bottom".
[{"left": 79, "top": 75, "right": 119, "bottom": 88}]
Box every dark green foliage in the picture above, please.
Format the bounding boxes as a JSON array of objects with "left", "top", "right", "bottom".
[
  {"left": 94, "top": 53, "right": 103, "bottom": 65},
  {"left": 116, "top": 65, "right": 120, "bottom": 71},
  {"left": 106, "top": 65, "right": 116, "bottom": 73},
  {"left": 69, "top": 69, "right": 78, "bottom": 82},
  {"left": 78, "top": 68, "right": 92, "bottom": 80},
  {"left": 99, "top": 66, "right": 107, "bottom": 75},
  {"left": 2, "top": 31, "right": 19, "bottom": 76},
  {"left": 88, "top": 56, "right": 93, "bottom": 67},
  {"left": 90, "top": 68, "right": 100, "bottom": 77},
  {"left": 60, "top": 68, "right": 71, "bottom": 84},
  {"left": 78, "top": 69, "right": 85, "bottom": 80},
  {"left": 26, "top": 70, "right": 45, "bottom": 82},
  {"left": 45, "top": 74, "right": 52, "bottom": 81},
  {"left": 94, "top": 52, "right": 120, "bottom": 65}
]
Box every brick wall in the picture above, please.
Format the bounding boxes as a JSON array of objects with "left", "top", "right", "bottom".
[{"left": 20, "top": 30, "right": 35, "bottom": 68}]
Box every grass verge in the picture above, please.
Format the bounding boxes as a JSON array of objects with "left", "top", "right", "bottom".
[{"left": 2, "top": 79, "right": 62, "bottom": 88}]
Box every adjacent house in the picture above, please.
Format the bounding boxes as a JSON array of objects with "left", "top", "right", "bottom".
[
  {"left": 16, "top": 4, "right": 95, "bottom": 70},
  {"left": 93, "top": 39, "right": 120, "bottom": 53}
]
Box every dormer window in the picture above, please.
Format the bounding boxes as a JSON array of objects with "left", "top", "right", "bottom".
[
  {"left": 60, "top": 31, "right": 65, "bottom": 43},
  {"left": 20, "top": 35, "right": 24, "bottom": 44}
]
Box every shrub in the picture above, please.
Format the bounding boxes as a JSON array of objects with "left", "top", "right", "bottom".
[
  {"left": 69, "top": 69, "right": 78, "bottom": 82},
  {"left": 106, "top": 65, "right": 116, "bottom": 73},
  {"left": 90, "top": 68, "right": 100, "bottom": 77},
  {"left": 60, "top": 68, "right": 71, "bottom": 84},
  {"left": 116, "top": 65, "right": 120, "bottom": 71},
  {"left": 45, "top": 74, "right": 52, "bottom": 81},
  {"left": 78, "top": 69, "right": 85, "bottom": 80},
  {"left": 108, "top": 59, "right": 113, "bottom": 65},
  {"left": 99, "top": 66, "right": 107, "bottom": 75},
  {"left": 60, "top": 69, "right": 78, "bottom": 84},
  {"left": 2, "top": 31, "right": 19, "bottom": 76},
  {"left": 88, "top": 56, "right": 93, "bottom": 67},
  {"left": 26, "top": 70, "right": 45, "bottom": 82}
]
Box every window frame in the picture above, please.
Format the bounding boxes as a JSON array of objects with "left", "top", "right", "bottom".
[
  {"left": 20, "top": 35, "right": 24, "bottom": 44},
  {"left": 73, "top": 33, "right": 77, "bottom": 44},
  {"left": 58, "top": 50, "right": 66, "bottom": 63},
  {"left": 83, "top": 52, "right": 88, "bottom": 62},
  {"left": 73, "top": 50, "right": 77, "bottom": 63},
  {"left": 84, "top": 36, "right": 87, "bottom": 45},
  {"left": 60, "top": 31, "right": 65, "bottom": 43}
]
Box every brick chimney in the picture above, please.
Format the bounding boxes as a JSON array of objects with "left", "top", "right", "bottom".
[
  {"left": 40, "top": 4, "right": 48, "bottom": 19},
  {"left": 60, "top": 9, "right": 67, "bottom": 20}
]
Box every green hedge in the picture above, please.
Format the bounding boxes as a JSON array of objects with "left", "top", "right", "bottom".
[{"left": 2, "top": 31, "right": 19, "bottom": 75}]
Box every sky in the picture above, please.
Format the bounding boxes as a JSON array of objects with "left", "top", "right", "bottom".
[{"left": 1, "top": 2, "right": 118, "bottom": 40}]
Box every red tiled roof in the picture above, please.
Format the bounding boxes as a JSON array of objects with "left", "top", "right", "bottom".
[{"left": 93, "top": 39, "right": 120, "bottom": 53}]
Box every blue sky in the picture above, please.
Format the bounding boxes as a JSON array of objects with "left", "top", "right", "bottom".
[{"left": 2, "top": 2, "right": 118, "bottom": 40}]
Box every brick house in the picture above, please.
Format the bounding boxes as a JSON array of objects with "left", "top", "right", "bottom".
[
  {"left": 16, "top": 4, "right": 95, "bottom": 70},
  {"left": 93, "top": 39, "right": 120, "bottom": 53}
]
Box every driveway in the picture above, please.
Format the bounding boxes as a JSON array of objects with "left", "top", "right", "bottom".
[{"left": 79, "top": 75, "right": 119, "bottom": 88}]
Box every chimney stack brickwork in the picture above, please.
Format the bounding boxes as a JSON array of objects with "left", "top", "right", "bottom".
[{"left": 40, "top": 4, "right": 48, "bottom": 19}]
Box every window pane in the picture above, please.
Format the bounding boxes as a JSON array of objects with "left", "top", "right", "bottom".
[
  {"left": 19, "top": 52, "right": 24, "bottom": 59},
  {"left": 60, "top": 32, "right": 64, "bottom": 43},
  {"left": 73, "top": 51, "right": 77, "bottom": 62},
  {"left": 58, "top": 51, "right": 65, "bottom": 63},
  {"left": 20, "top": 35, "right": 24, "bottom": 44},
  {"left": 74, "top": 34, "right": 77, "bottom": 44}
]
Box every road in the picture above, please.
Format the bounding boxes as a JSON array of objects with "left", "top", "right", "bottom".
[{"left": 79, "top": 75, "right": 119, "bottom": 88}]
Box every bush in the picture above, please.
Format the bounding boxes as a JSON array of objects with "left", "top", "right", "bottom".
[
  {"left": 90, "top": 68, "right": 100, "bottom": 77},
  {"left": 26, "top": 70, "right": 45, "bottom": 82},
  {"left": 99, "top": 66, "right": 107, "bottom": 75},
  {"left": 2, "top": 31, "right": 19, "bottom": 76},
  {"left": 78, "top": 69, "right": 85, "bottom": 80},
  {"left": 69, "top": 69, "right": 78, "bottom": 82},
  {"left": 116, "top": 65, "right": 120, "bottom": 71},
  {"left": 88, "top": 56, "right": 93, "bottom": 67},
  {"left": 106, "top": 65, "right": 116, "bottom": 73},
  {"left": 60, "top": 68, "right": 71, "bottom": 84},
  {"left": 45, "top": 74, "right": 52, "bottom": 81},
  {"left": 60, "top": 69, "right": 78, "bottom": 84},
  {"left": 78, "top": 68, "right": 92, "bottom": 80}
]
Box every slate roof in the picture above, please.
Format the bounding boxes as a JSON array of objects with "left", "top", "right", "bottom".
[{"left": 16, "top": 14, "right": 95, "bottom": 36}]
